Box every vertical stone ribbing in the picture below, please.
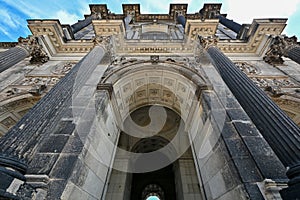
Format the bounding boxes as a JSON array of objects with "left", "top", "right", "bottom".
[
  {"left": 0, "top": 46, "right": 29, "bottom": 73},
  {"left": 0, "top": 45, "right": 106, "bottom": 199},
  {"left": 206, "top": 46, "right": 300, "bottom": 198},
  {"left": 287, "top": 46, "right": 300, "bottom": 65}
]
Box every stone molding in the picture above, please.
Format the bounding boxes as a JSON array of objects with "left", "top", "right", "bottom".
[{"left": 27, "top": 17, "right": 287, "bottom": 56}]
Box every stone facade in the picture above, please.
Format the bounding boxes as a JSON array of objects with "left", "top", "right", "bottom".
[{"left": 0, "top": 3, "right": 299, "bottom": 200}]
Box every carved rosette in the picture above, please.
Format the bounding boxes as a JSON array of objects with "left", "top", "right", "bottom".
[
  {"left": 263, "top": 35, "right": 299, "bottom": 65},
  {"left": 18, "top": 36, "right": 49, "bottom": 65},
  {"left": 198, "top": 35, "right": 218, "bottom": 50}
]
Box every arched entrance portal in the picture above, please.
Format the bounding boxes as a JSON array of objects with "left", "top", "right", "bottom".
[
  {"left": 101, "top": 60, "right": 210, "bottom": 200},
  {"left": 105, "top": 106, "right": 202, "bottom": 200}
]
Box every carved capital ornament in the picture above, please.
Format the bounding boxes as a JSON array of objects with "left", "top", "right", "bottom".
[
  {"left": 264, "top": 35, "right": 299, "bottom": 65},
  {"left": 198, "top": 35, "right": 218, "bottom": 49},
  {"left": 18, "top": 36, "right": 49, "bottom": 65}
]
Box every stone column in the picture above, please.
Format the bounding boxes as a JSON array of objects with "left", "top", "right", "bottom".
[
  {"left": 0, "top": 46, "right": 29, "bottom": 73},
  {"left": 177, "top": 15, "right": 186, "bottom": 28},
  {"left": 0, "top": 36, "right": 111, "bottom": 199},
  {"left": 286, "top": 45, "right": 300, "bottom": 64},
  {"left": 199, "top": 36, "right": 300, "bottom": 199},
  {"left": 71, "top": 15, "right": 97, "bottom": 34},
  {"left": 264, "top": 35, "right": 300, "bottom": 65},
  {"left": 0, "top": 36, "right": 49, "bottom": 73},
  {"left": 217, "top": 15, "right": 242, "bottom": 33}
]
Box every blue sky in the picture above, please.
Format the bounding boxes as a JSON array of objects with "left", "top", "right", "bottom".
[{"left": 0, "top": 0, "right": 299, "bottom": 42}]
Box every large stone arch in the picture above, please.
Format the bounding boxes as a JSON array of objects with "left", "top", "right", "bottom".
[
  {"left": 0, "top": 95, "right": 40, "bottom": 136},
  {"left": 100, "top": 60, "right": 211, "bottom": 124},
  {"left": 101, "top": 60, "right": 213, "bottom": 200}
]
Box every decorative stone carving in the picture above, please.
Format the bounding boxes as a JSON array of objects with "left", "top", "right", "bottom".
[
  {"left": 234, "top": 62, "right": 259, "bottom": 75},
  {"left": 198, "top": 35, "right": 218, "bottom": 49},
  {"left": 251, "top": 77, "right": 297, "bottom": 96},
  {"left": 199, "top": 4, "right": 221, "bottom": 20},
  {"left": 18, "top": 36, "right": 49, "bottom": 65},
  {"left": 251, "top": 77, "right": 296, "bottom": 88},
  {"left": 21, "top": 77, "right": 60, "bottom": 87},
  {"left": 0, "top": 42, "right": 18, "bottom": 48},
  {"left": 150, "top": 55, "right": 159, "bottom": 64},
  {"left": 51, "top": 63, "right": 74, "bottom": 75},
  {"left": 93, "top": 35, "right": 111, "bottom": 49},
  {"left": 263, "top": 35, "right": 299, "bottom": 65}
]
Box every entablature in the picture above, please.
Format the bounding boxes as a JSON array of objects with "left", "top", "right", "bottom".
[{"left": 25, "top": 4, "right": 287, "bottom": 57}]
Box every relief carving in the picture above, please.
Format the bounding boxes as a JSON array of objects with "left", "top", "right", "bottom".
[
  {"left": 51, "top": 62, "right": 74, "bottom": 75},
  {"left": 234, "top": 62, "right": 259, "bottom": 75},
  {"left": 251, "top": 77, "right": 297, "bottom": 96}
]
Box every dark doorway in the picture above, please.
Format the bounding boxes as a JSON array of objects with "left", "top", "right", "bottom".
[{"left": 130, "top": 163, "right": 176, "bottom": 200}]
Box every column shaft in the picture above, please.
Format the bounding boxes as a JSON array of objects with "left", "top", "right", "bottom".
[
  {"left": 0, "top": 46, "right": 29, "bottom": 73},
  {"left": 206, "top": 46, "right": 300, "bottom": 199},
  {"left": 0, "top": 45, "right": 107, "bottom": 198},
  {"left": 217, "top": 15, "right": 242, "bottom": 33},
  {"left": 71, "top": 15, "right": 95, "bottom": 33},
  {"left": 177, "top": 15, "right": 186, "bottom": 28},
  {"left": 287, "top": 46, "right": 300, "bottom": 65}
]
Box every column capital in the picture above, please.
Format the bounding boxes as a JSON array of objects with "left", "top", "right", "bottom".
[
  {"left": 198, "top": 35, "right": 219, "bottom": 50},
  {"left": 263, "top": 35, "right": 299, "bottom": 65},
  {"left": 93, "top": 35, "right": 112, "bottom": 50},
  {"left": 17, "top": 36, "right": 49, "bottom": 65}
]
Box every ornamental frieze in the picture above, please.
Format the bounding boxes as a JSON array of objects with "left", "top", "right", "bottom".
[
  {"left": 251, "top": 77, "right": 297, "bottom": 88},
  {"left": 234, "top": 62, "right": 259, "bottom": 75},
  {"left": 27, "top": 16, "right": 287, "bottom": 56}
]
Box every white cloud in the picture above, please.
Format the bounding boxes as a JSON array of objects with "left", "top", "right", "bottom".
[
  {"left": 52, "top": 10, "right": 80, "bottom": 25},
  {"left": 78, "top": 1, "right": 92, "bottom": 16},
  {"left": 225, "top": 0, "right": 300, "bottom": 23},
  {"left": 0, "top": 26, "right": 15, "bottom": 41},
  {"left": 2, "top": 0, "right": 45, "bottom": 18},
  {"left": 0, "top": 9, "right": 22, "bottom": 28}
]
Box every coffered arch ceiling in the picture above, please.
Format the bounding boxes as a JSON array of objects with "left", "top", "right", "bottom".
[{"left": 100, "top": 60, "right": 212, "bottom": 122}]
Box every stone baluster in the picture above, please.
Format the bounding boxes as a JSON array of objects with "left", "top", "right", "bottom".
[
  {"left": 0, "top": 36, "right": 111, "bottom": 199},
  {"left": 199, "top": 36, "right": 300, "bottom": 199},
  {"left": 0, "top": 46, "right": 29, "bottom": 73},
  {"left": 264, "top": 35, "right": 300, "bottom": 65}
]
